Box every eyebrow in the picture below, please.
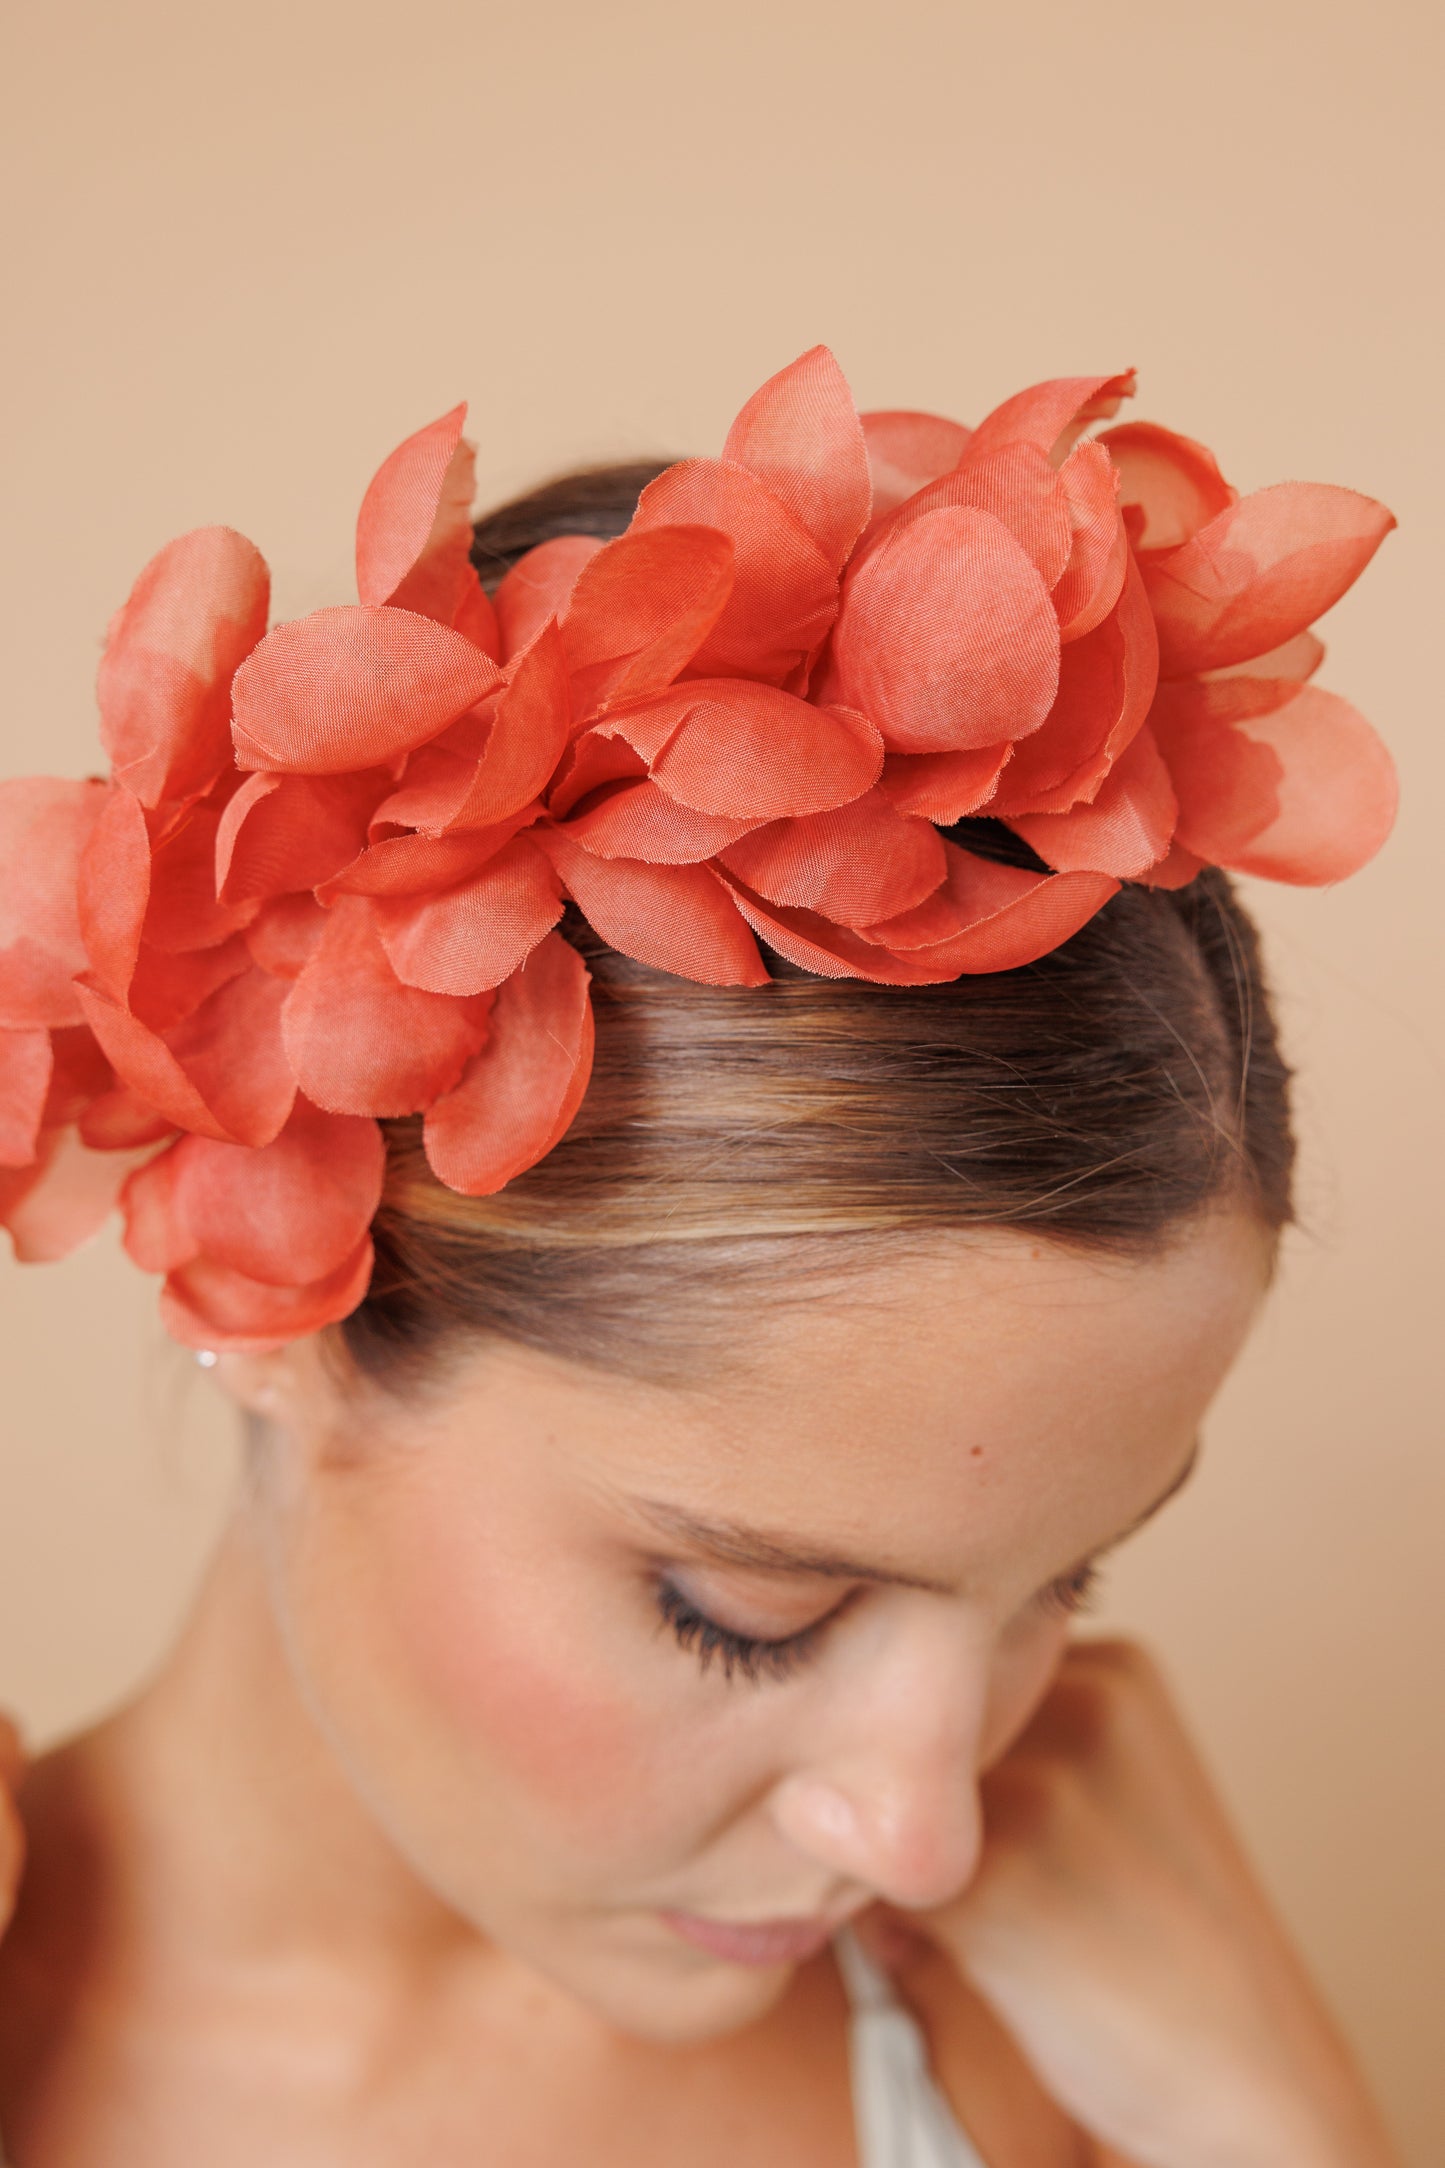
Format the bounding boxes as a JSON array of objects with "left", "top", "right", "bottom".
[{"left": 631, "top": 1440, "right": 1200, "bottom": 1595}]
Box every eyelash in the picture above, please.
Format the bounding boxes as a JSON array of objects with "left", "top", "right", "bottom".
[{"left": 655, "top": 1560, "right": 1103, "bottom": 1686}]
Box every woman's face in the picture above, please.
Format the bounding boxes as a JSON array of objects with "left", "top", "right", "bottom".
[{"left": 230, "top": 1213, "right": 1269, "bottom": 2043}]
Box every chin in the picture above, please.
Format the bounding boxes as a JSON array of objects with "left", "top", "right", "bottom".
[{"left": 537, "top": 1933, "right": 800, "bottom": 2045}]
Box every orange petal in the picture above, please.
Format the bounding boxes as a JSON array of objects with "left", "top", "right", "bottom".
[
  {"left": 0, "top": 1126, "right": 152, "bottom": 1262},
  {"left": 1098, "top": 420, "right": 1236, "bottom": 551},
  {"left": 538, "top": 829, "right": 768, "bottom": 986},
  {"left": 231, "top": 606, "right": 502, "bottom": 773},
  {"left": 874, "top": 745, "right": 1012, "bottom": 823},
  {"left": 424, "top": 932, "right": 594, "bottom": 1195},
  {"left": 77, "top": 782, "right": 151, "bottom": 999},
  {"left": 375, "top": 834, "right": 563, "bottom": 994},
  {"left": 967, "top": 372, "right": 1136, "bottom": 464},
  {"left": 853, "top": 443, "right": 1073, "bottom": 593},
  {"left": 97, "top": 526, "right": 270, "bottom": 808},
  {"left": 865, "top": 847, "right": 1118, "bottom": 975},
  {"left": 599, "top": 682, "right": 883, "bottom": 821},
  {"left": 451, "top": 568, "right": 502, "bottom": 659},
  {"left": 216, "top": 770, "right": 387, "bottom": 904},
  {"left": 78, "top": 1086, "right": 175, "bottom": 1150},
  {"left": 318, "top": 821, "right": 530, "bottom": 901},
  {"left": 859, "top": 411, "right": 972, "bottom": 518},
  {"left": 828, "top": 506, "right": 1059, "bottom": 754},
  {"left": 722, "top": 346, "right": 872, "bottom": 575},
  {"left": 44, "top": 1026, "right": 115, "bottom": 1128},
  {"left": 992, "top": 558, "right": 1159, "bottom": 815},
  {"left": 1008, "top": 724, "right": 1178, "bottom": 877},
  {"left": 158, "top": 1238, "right": 375, "bottom": 1351},
  {"left": 560, "top": 780, "right": 756, "bottom": 863},
  {"left": 494, "top": 536, "right": 603, "bottom": 662},
  {"left": 0, "top": 1028, "right": 52, "bottom": 1167},
  {"left": 128, "top": 934, "right": 252, "bottom": 1032},
  {"left": 377, "top": 621, "right": 571, "bottom": 833},
  {"left": 355, "top": 404, "right": 481, "bottom": 631},
  {"left": 79, "top": 962, "right": 294, "bottom": 1147},
  {"left": 0, "top": 777, "right": 107, "bottom": 1029},
  {"left": 1142, "top": 483, "right": 1396, "bottom": 676},
  {"left": 629, "top": 459, "right": 838, "bottom": 684},
  {"left": 157, "top": 1099, "right": 386, "bottom": 1287},
  {"left": 719, "top": 791, "right": 946, "bottom": 924},
  {"left": 281, "top": 894, "right": 493, "bottom": 1114},
  {"left": 560, "top": 525, "right": 735, "bottom": 715},
  {"left": 1152, "top": 682, "right": 1397, "bottom": 883},
  {"left": 1051, "top": 440, "right": 1128, "bottom": 641},
  {"left": 245, "top": 894, "right": 329, "bottom": 980},
  {"left": 119, "top": 1142, "right": 196, "bottom": 1271},
  {"left": 143, "top": 801, "right": 258, "bottom": 953}
]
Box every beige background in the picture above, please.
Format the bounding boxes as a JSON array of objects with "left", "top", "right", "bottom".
[{"left": 1, "top": 0, "right": 1441, "bottom": 2155}]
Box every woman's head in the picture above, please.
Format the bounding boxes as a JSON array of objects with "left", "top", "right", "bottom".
[{"left": 214, "top": 464, "right": 1290, "bottom": 2043}]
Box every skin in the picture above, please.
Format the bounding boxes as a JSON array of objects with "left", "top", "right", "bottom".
[{"left": 0, "top": 1212, "right": 1401, "bottom": 2165}]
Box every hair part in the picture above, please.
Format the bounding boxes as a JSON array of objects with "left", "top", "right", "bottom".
[{"left": 337, "top": 465, "right": 1295, "bottom": 1391}]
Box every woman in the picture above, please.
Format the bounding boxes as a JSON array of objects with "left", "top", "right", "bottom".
[{"left": 0, "top": 353, "right": 1404, "bottom": 2162}]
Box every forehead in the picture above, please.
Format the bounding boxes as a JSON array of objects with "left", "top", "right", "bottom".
[{"left": 417, "top": 1209, "right": 1269, "bottom": 1579}]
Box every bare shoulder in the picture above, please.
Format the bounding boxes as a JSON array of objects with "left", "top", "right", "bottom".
[{"left": 882, "top": 1927, "right": 1093, "bottom": 2167}]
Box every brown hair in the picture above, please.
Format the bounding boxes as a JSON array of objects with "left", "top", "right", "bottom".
[{"left": 340, "top": 465, "right": 1294, "bottom": 1387}]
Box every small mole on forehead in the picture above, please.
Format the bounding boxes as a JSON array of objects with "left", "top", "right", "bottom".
[{"left": 969, "top": 1445, "right": 984, "bottom": 1458}]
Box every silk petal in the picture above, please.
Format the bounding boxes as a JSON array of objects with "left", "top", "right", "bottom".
[
  {"left": 375, "top": 835, "right": 563, "bottom": 994},
  {"left": 494, "top": 536, "right": 603, "bottom": 662},
  {"left": 722, "top": 346, "right": 872, "bottom": 575},
  {"left": 0, "top": 777, "right": 108, "bottom": 1029},
  {"left": 538, "top": 829, "right": 768, "bottom": 985},
  {"left": 859, "top": 411, "right": 972, "bottom": 519}
]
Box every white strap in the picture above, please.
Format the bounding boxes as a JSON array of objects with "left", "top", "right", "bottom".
[{"left": 836, "top": 1929, "right": 989, "bottom": 2168}]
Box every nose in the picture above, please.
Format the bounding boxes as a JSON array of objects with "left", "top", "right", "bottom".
[{"left": 768, "top": 1651, "right": 988, "bottom": 1911}]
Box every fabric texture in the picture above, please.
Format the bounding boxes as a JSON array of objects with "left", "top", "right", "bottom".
[{"left": 0, "top": 348, "right": 1397, "bottom": 1348}]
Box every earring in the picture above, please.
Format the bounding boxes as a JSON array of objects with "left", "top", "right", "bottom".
[{"left": 194, "top": 1349, "right": 219, "bottom": 1369}]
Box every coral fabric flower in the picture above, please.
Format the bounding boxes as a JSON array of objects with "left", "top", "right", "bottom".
[{"left": 0, "top": 355, "right": 1397, "bottom": 1347}]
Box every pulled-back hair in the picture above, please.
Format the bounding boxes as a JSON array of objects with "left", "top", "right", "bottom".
[{"left": 340, "top": 465, "right": 1293, "bottom": 1387}]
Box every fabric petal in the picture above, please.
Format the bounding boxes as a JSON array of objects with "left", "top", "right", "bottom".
[
  {"left": 874, "top": 745, "right": 1012, "bottom": 823},
  {"left": 967, "top": 372, "right": 1136, "bottom": 464},
  {"left": 128, "top": 935, "right": 252, "bottom": 1033},
  {"left": 595, "top": 682, "right": 883, "bottom": 821},
  {"left": 1098, "top": 420, "right": 1236, "bottom": 552},
  {"left": 97, "top": 526, "right": 270, "bottom": 809},
  {"left": 1008, "top": 724, "right": 1178, "bottom": 877},
  {"left": 854, "top": 444, "right": 1073, "bottom": 592},
  {"left": 424, "top": 932, "right": 594, "bottom": 1195},
  {"left": 863, "top": 846, "right": 1119, "bottom": 974},
  {"left": 722, "top": 346, "right": 872, "bottom": 574},
  {"left": 494, "top": 536, "right": 603, "bottom": 662},
  {"left": 375, "top": 834, "right": 563, "bottom": 994},
  {"left": 827, "top": 506, "right": 1059, "bottom": 754},
  {"left": 1050, "top": 440, "right": 1128, "bottom": 641},
  {"left": 859, "top": 411, "right": 972, "bottom": 518},
  {"left": 1142, "top": 483, "right": 1396, "bottom": 676},
  {"left": 143, "top": 802, "right": 258, "bottom": 953},
  {"left": 119, "top": 1142, "right": 196, "bottom": 1272},
  {"left": 153, "top": 1099, "right": 386, "bottom": 1287},
  {"left": 0, "top": 1127, "right": 151, "bottom": 1263},
  {"left": 373, "top": 620, "right": 571, "bottom": 837},
  {"left": 216, "top": 770, "right": 387, "bottom": 905},
  {"left": 0, "top": 777, "right": 108, "bottom": 1029},
  {"left": 282, "top": 894, "right": 494, "bottom": 1115},
  {"left": 319, "top": 820, "right": 531, "bottom": 902},
  {"left": 560, "top": 525, "right": 735, "bottom": 715},
  {"left": 231, "top": 606, "right": 503, "bottom": 774},
  {"left": 537, "top": 828, "right": 768, "bottom": 985},
  {"left": 0, "top": 1028, "right": 53, "bottom": 1167},
  {"left": 1151, "top": 681, "right": 1397, "bottom": 883},
  {"left": 559, "top": 779, "right": 756, "bottom": 863},
  {"left": 78, "top": 962, "right": 294, "bottom": 1147},
  {"left": 355, "top": 404, "right": 481, "bottom": 628},
  {"left": 77, "top": 783, "right": 152, "bottom": 1000},
  {"left": 158, "top": 1239, "right": 375, "bottom": 1352},
  {"left": 244, "top": 895, "right": 328, "bottom": 980},
  {"left": 78, "top": 1086, "right": 175, "bottom": 1150},
  {"left": 719, "top": 791, "right": 946, "bottom": 924},
  {"left": 628, "top": 459, "right": 838, "bottom": 684},
  {"left": 992, "top": 557, "right": 1159, "bottom": 815}
]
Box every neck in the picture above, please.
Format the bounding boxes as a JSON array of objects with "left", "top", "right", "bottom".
[{"left": 56, "top": 1508, "right": 471, "bottom": 1981}]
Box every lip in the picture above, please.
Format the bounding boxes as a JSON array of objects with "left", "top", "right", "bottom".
[{"left": 659, "top": 1907, "right": 845, "bottom": 1967}]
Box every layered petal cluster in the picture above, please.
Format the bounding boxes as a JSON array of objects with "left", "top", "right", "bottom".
[{"left": 0, "top": 357, "right": 1396, "bottom": 1347}]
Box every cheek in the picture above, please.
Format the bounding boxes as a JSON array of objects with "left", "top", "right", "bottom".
[{"left": 978, "top": 1614, "right": 1071, "bottom": 1770}]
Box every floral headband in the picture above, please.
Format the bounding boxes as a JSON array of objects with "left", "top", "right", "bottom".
[{"left": 0, "top": 350, "right": 1396, "bottom": 1350}]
